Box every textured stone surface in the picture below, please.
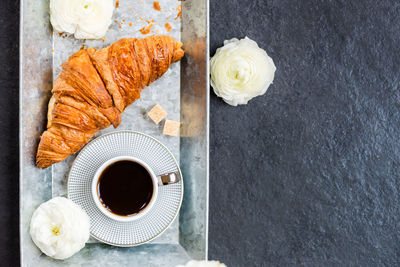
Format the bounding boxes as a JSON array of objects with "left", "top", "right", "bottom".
[
  {"left": 209, "top": 0, "right": 400, "bottom": 266},
  {"left": 0, "top": 0, "right": 20, "bottom": 266},
  {"left": 2, "top": 0, "right": 400, "bottom": 266}
]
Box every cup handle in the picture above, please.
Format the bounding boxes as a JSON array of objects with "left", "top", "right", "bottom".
[{"left": 157, "top": 172, "right": 181, "bottom": 186}]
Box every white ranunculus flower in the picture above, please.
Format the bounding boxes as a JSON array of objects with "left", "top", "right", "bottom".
[
  {"left": 30, "top": 197, "right": 90, "bottom": 260},
  {"left": 176, "top": 260, "right": 227, "bottom": 267},
  {"left": 50, "top": 0, "right": 114, "bottom": 39},
  {"left": 210, "top": 37, "right": 276, "bottom": 106}
]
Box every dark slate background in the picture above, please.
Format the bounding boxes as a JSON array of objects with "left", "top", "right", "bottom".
[
  {"left": 1, "top": 0, "right": 400, "bottom": 266},
  {"left": 208, "top": 0, "right": 400, "bottom": 266}
]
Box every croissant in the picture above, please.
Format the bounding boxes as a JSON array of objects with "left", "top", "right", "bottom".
[{"left": 36, "top": 35, "right": 184, "bottom": 168}]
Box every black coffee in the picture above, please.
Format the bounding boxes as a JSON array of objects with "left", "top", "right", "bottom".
[{"left": 97, "top": 160, "right": 154, "bottom": 216}]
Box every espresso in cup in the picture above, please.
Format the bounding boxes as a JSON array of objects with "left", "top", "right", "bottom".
[
  {"left": 92, "top": 156, "right": 181, "bottom": 222},
  {"left": 97, "top": 160, "right": 154, "bottom": 217}
]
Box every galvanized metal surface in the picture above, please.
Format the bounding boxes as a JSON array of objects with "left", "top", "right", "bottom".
[{"left": 19, "top": 0, "right": 209, "bottom": 265}]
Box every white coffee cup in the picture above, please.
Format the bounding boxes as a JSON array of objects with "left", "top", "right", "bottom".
[{"left": 91, "top": 156, "right": 180, "bottom": 222}]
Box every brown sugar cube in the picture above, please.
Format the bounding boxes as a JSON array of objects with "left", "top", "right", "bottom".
[
  {"left": 163, "top": 120, "right": 180, "bottom": 136},
  {"left": 148, "top": 104, "right": 167, "bottom": 124}
]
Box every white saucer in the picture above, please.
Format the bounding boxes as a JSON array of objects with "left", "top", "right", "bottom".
[{"left": 67, "top": 131, "right": 183, "bottom": 247}]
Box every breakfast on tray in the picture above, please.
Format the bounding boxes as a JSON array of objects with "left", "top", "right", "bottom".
[
  {"left": 22, "top": 0, "right": 260, "bottom": 265},
  {"left": 27, "top": 0, "right": 191, "bottom": 261},
  {"left": 36, "top": 35, "right": 184, "bottom": 169}
]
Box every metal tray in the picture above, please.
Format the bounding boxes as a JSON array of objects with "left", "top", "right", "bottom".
[{"left": 19, "top": 0, "right": 209, "bottom": 265}]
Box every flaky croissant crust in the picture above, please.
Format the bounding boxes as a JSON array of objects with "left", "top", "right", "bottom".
[{"left": 36, "top": 35, "right": 184, "bottom": 168}]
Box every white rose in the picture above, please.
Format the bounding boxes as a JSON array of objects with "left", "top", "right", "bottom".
[
  {"left": 29, "top": 197, "right": 90, "bottom": 260},
  {"left": 210, "top": 37, "right": 276, "bottom": 106},
  {"left": 50, "top": 0, "right": 114, "bottom": 39},
  {"left": 176, "top": 260, "right": 227, "bottom": 267}
]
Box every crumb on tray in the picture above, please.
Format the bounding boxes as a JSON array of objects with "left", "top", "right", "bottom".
[
  {"left": 140, "top": 23, "right": 153, "bottom": 34},
  {"left": 165, "top": 22, "right": 172, "bottom": 32},
  {"left": 153, "top": 1, "right": 162, "bottom": 11}
]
